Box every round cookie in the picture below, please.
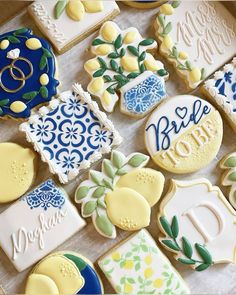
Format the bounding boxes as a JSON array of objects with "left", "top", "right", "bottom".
[
  {"left": 0, "top": 142, "right": 37, "bottom": 203},
  {"left": 122, "top": 1, "right": 163, "bottom": 9},
  {"left": 0, "top": 28, "right": 59, "bottom": 119},
  {"left": 145, "top": 95, "right": 223, "bottom": 173},
  {"left": 25, "top": 251, "right": 103, "bottom": 294}
]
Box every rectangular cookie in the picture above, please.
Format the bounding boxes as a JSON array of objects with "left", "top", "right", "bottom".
[
  {"left": 98, "top": 229, "right": 189, "bottom": 294},
  {"left": 0, "top": 179, "right": 86, "bottom": 272},
  {"left": 28, "top": 0, "right": 120, "bottom": 54}
]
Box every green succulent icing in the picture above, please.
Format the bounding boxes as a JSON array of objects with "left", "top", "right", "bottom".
[{"left": 224, "top": 156, "right": 236, "bottom": 168}]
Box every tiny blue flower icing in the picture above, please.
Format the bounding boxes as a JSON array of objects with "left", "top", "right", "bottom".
[{"left": 0, "top": 28, "right": 59, "bottom": 118}]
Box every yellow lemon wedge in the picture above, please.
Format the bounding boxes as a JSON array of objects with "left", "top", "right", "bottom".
[
  {"left": 0, "top": 40, "right": 9, "bottom": 50},
  {"left": 66, "top": 0, "right": 85, "bottom": 21},
  {"left": 82, "top": 0, "right": 103, "bottom": 12},
  {"left": 84, "top": 59, "right": 100, "bottom": 73},
  {"left": 101, "top": 22, "right": 118, "bottom": 42},
  {"left": 160, "top": 3, "right": 174, "bottom": 15},
  {"left": 25, "top": 274, "right": 59, "bottom": 295},
  {"left": 88, "top": 77, "right": 104, "bottom": 93},
  {"left": 25, "top": 38, "right": 42, "bottom": 50},
  {"left": 10, "top": 101, "right": 27, "bottom": 113},
  {"left": 189, "top": 67, "right": 202, "bottom": 83},
  {"left": 123, "top": 31, "right": 137, "bottom": 44},
  {"left": 121, "top": 56, "right": 139, "bottom": 72}
]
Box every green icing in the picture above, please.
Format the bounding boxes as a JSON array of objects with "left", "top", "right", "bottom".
[
  {"left": 228, "top": 172, "right": 236, "bottom": 182},
  {"left": 224, "top": 156, "right": 236, "bottom": 168},
  {"left": 64, "top": 253, "right": 87, "bottom": 272},
  {"left": 95, "top": 215, "right": 113, "bottom": 237},
  {"left": 234, "top": 191, "right": 236, "bottom": 202},
  {"left": 54, "top": 0, "right": 67, "bottom": 19}
]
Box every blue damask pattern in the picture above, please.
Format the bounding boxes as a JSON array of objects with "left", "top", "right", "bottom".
[
  {"left": 22, "top": 179, "right": 65, "bottom": 211},
  {"left": 123, "top": 74, "right": 166, "bottom": 115},
  {"left": 28, "top": 93, "right": 114, "bottom": 177}
]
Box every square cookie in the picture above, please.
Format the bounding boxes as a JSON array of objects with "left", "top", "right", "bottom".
[
  {"left": 28, "top": 0, "right": 120, "bottom": 54},
  {"left": 0, "top": 179, "right": 86, "bottom": 272},
  {"left": 154, "top": 1, "right": 236, "bottom": 89},
  {"left": 98, "top": 229, "right": 189, "bottom": 294},
  {"left": 202, "top": 57, "right": 236, "bottom": 132},
  {"left": 20, "top": 84, "right": 122, "bottom": 184}
]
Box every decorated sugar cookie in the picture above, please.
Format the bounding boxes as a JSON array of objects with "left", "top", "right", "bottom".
[
  {"left": 98, "top": 229, "right": 189, "bottom": 294},
  {"left": 145, "top": 95, "right": 223, "bottom": 174},
  {"left": 154, "top": 1, "right": 236, "bottom": 89},
  {"left": 0, "top": 179, "right": 85, "bottom": 272},
  {"left": 85, "top": 21, "right": 168, "bottom": 118},
  {"left": 0, "top": 28, "right": 59, "bottom": 119},
  {"left": 122, "top": 1, "right": 164, "bottom": 9},
  {"left": 202, "top": 57, "right": 236, "bottom": 132},
  {"left": 25, "top": 251, "right": 103, "bottom": 294},
  {"left": 28, "top": 1, "right": 120, "bottom": 54},
  {"left": 0, "top": 142, "right": 37, "bottom": 203},
  {"left": 75, "top": 151, "right": 165, "bottom": 238},
  {"left": 20, "top": 84, "right": 122, "bottom": 184},
  {"left": 158, "top": 179, "right": 236, "bottom": 271},
  {"left": 220, "top": 151, "right": 236, "bottom": 209}
]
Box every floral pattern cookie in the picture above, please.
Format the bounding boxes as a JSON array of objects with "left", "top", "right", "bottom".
[{"left": 85, "top": 21, "right": 168, "bottom": 118}]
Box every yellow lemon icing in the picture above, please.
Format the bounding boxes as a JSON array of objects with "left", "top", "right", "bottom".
[
  {"left": 162, "top": 35, "right": 173, "bottom": 50},
  {"left": 144, "top": 255, "right": 152, "bottom": 265},
  {"left": 121, "top": 56, "right": 139, "bottom": 72},
  {"left": 101, "top": 22, "right": 118, "bottom": 42},
  {"left": 0, "top": 39, "right": 9, "bottom": 50},
  {"left": 153, "top": 278, "right": 164, "bottom": 288},
  {"left": 25, "top": 274, "right": 59, "bottom": 295},
  {"left": 178, "top": 51, "right": 188, "bottom": 60},
  {"left": 0, "top": 143, "right": 36, "bottom": 203},
  {"left": 88, "top": 77, "right": 104, "bottom": 93},
  {"left": 124, "top": 283, "right": 133, "bottom": 294},
  {"left": 101, "top": 90, "right": 112, "bottom": 106},
  {"left": 66, "top": 0, "right": 85, "bottom": 21},
  {"left": 84, "top": 59, "right": 100, "bottom": 73},
  {"left": 189, "top": 67, "right": 202, "bottom": 83},
  {"left": 123, "top": 31, "right": 137, "bottom": 44},
  {"left": 10, "top": 101, "right": 27, "bottom": 113},
  {"left": 144, "top": 267, "right": 154, "bottom": 279},
  {"left": 82, "top": 0, "right": 103, "bottom": 13},
  {"left": 95, "top": 44, "right": 113, "bottom": 55},
  {"left": 25, "top": 38, "right": 42, "bottom": 50},
  {"left": 160, "top": 3, "right": 174, "bottom": 15},
  {"left": 111, "top": 252, "right": 121, "bottom": 261},
  {"left": 39, "top": 73, "right": 49, "bottom": 86},
  {"left": 123, "top": 260, "right": 134, "bottom": 269},
  {"left": 144, "top": 56, "right": 161, "bottom": 71}
]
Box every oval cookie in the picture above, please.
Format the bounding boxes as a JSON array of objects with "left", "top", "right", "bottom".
[{"left": 145, "top": 95, "right": 223, "bottom": 173}]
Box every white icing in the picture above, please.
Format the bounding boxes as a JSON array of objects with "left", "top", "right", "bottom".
[{"left": 7, "top": 48, "right": 20, "bottom": 59}]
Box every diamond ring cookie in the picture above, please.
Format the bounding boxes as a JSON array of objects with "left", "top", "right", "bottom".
[
  {"left": 158, "top": 178, "right": 236, "bottom": 271},
  {"left": 28, "top": 0, "right": 120, "bottom": 54},
  {"left": 0, "top": 142, "right": 37, "bottom": 203},
  {"left": 202, "top": 57, "right": 236, "bottom": 132},
  {"left": 25, "top": 251, "right": 103, "bottom": 294},
  {"left": 145, "top": 95, "right": 223, "bottom": 174},
  {"left": 75, "top": 150, "right": 165, "bottom": 239},
  {"left": 0, "top": 28, "right": 59, "bottom": 119},
  {"left": 98, "top": 229, "right": 190, "bottom": 294},
  {"left": 20, "top": 84, "right": 122, "bottom": 184},
  {"left": 154, "top": 1, "right": 236, "bottom": 89},
  {"left": 85, "top": 21, "right": 169, "bottom": 118},
  {"left": 0, "top": 179, "right": 85, "bottom": 272}
]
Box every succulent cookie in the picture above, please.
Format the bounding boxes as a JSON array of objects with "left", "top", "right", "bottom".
[
  {"left": 25, "top": 251, "right": 103, "bottom": 294},
  {"left": 158, "top": 178, "right": 236, "bottom": 271},
  {"left": 28, "top": 0, "right": 120, "bottom": 54},
  {"left": 145, "top": 95, "right": 223, "bottom": 174},
  {"left": 154, "top": 1, "right": 236, "bottom": 89},
  {"left": 0, "top": 179, "right": 85, "bottom": 272},
  {"left": 20, "top": 84, "right": 122, "bottom": 184},
  {"left": 98, "top": 229, "right": 189, "bottom": 294},
  {"left": 0, "top": 142, "right": 37, "bottom": 203},
  {"left": 85, "top": 21, "right": 168, "bottom": 118},
  {"left": 0, "top": 28, "right": 59, "bottom": 119},
  {"left": 75, "top": 151, "right": 165, "bottom": 238},
  {"left": 202, "top": 57, "right": 236, "bottom": 132}
]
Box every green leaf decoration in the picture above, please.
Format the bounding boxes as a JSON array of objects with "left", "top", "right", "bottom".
[
  {"left": 177, "top": 258, "right": 195, "bottom": 265},
  {"left": 195, "top": 243, "right": 212, "bottom": 265},
  {"left": 118, "top": 67, "right": 124, "bottom": 74},
  {"left": 97, "top": 199, "right": 106, "bottom": 209},
  {"left": 185, "top": 60, "right": 192, "bottom": 71},
  {"left": 93, "top": 68, "right": 106, "bottom": 77},
  {"left": 42, "top": 48, "right": 52, "bottom": 58},
  {"left": 177, "top": 64, "right": 187, "bottom": 70},
  {"left": 108, "top": 52, "right": 120, "bottom": 59},
  {"left": 139, "top": 38, "right": 155, "bottom": 46},
  {"left": 103, "top": 178, "right": 113, "bottom": 190},
  {"left": 76, "top": 186, "right": 89, "bottom": 201},
  {"left": 120, "top": 48, "right": 125, "bottom": 57},
  {"left": 39, "top": 55, "right": 47, "bottom": 70},
  {"left": 106, "top": 86, "right": 116, "bottom": 94},
  {"left": 103, "top": 75, "right": 112, "bottom": 82},
  {"left": 172, "top": 46, "right": 178, "bottom": 59},
  {"left": 182, "top": 237, "right": 193, "bottom": 258},
  {"left": 200, "top": 68, "right": 206, "bottom": 80},
  {"left": 110, "top": 59, "right": 119, "bottom": 71},
  {"left": 8, "top": 36, "right": 20, "bottom": 43},
  {"left": 228, "top": 172, "right": 236, "bottom": 182},
  {"left": 0, "top": 99, "right": 9, "bottom": 107},
  {"left": 117, "top": 167, "right": 128, "bottom": 176},
  {"left": 92, "top": 187, "right": 105, "bottom": 198},
  {"left": 95, "top": 215, "right": 113, "bottom": 237},
  {"left": 97, "top": 57, "right": 107, "bottom": 69},
  {"left": 103, "top": 159, "right": 115, "bottom": 178},
  {"left": 112, "top": 151, "right": 126, "bottom": 169},
  {"left": 195, "top": 263, "right": 210, "bottom": 272},
  {"left": 92, "top": 38, "right": 106, "bottom": 46},
  {"left": 90, "top": 170, "right": 102, "bottom": 185},
  {"left": 0, "top": 107, "right": 3, "bottom": 116},
  {"left": 40, "top": 86, "right": 48, "bottom": 99},
  {"left": 157, "top": 14, "right": 165, "bottom": 27},
  {"left": 14, "top": 28, "right": 28, "bottom": 35},
  {"left": 127, "top": 278, "right": 135, "bottom": 284},
  {"left": 127, "top": 46, "right": 139, "bottom": 57},
  {"left": 172, "top": 0, "right": 181, "bottom": 8},
  {"left": 171, "top": 216, "right": 179, "bottom": 238},
  {"left": 114, "top": 34, "right": 122, "bottom": 49},
  {"left": 157, "top": 69, "right": 168, "bottom": 77},
  {"left": 114, "top": 75, "right": 127, "bottom": 83},
  {"left": 224, "top": 156, "right": 236, "bottom": 167},
  {"left": 54, "top": 0, "right": 67, "bottom": 19},
  {"left": 162, "top": 240, "right": 180, "bottom": 251},
  {"left": 22, "top": 91, "right": 38, "bottom": 100},
  {"left": 163, "top": 22, "right": 172, "bottom": 35},
  {"left": 83, "top": 201, "right": 97, "bottom": 216},
  {"left": 128, "top": 154, "right": 148, "bottom": 167},
  {"left": 140, "top": 63, "right": 146, "bottom": 73},
  {"left": 138, "top": 51, "right": 146, "bottom": 62},
  {"left": 127, "top": 72, "right": 140, "bottom": 79},
  {"left": 160, "top": 216, "right": 173, "bottom": 238}
]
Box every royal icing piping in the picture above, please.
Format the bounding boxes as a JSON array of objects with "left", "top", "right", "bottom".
[
  {"left": 98, "top": 229, "right": 190, "bottom": 294},
  {"left": 158, "top": 178, "right": 236, "bottom": 271},
  {"left": 85, "top": 21, "right": 168, "bottom": 117},
  {"left": 155, "top": 1, "right": 236, "bottom": 89},
  {"left": 0, "top": 179, "right": 85, "bottom": 272},
  {"left": 0, "top": 28, "right": 58, "bottom": 118},
  {"left": 19, "top": 84, "right": 122, "bottom": 184}
]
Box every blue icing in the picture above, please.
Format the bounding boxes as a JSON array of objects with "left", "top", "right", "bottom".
[
  {"left": 0, "top": 28, "right": 59, "bottom": 118},
  {"left": 21, "top": 179, "right": 65, "bottom": 211},
  {"left": 123, "top": 74, "right": 166, "bottom": 115}
]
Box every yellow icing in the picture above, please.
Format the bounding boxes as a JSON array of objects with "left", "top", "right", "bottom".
[
  {"left": 0, "top": 39, "right": 9, "bottom": 50},
  {"left": 101, "top": 90, "right": 112, "bottom": 106},
  {"left": 101, "top": 22, "right": 118, "bottom": 42},
  {"left": 116, "top": 168, "right": 164, "bottom": 207},
  {"left": 144, "top": 267, "right": 154, "bottom": 279},
  {"left": 105, "top": 187, "right": 151, "bottom": 231},
  {"left": 88, "top": 77, "right": 104, "bottom": 93},
  {"left": 10, "top": 101, "right": 27, "bottom": 113},
  {"left": 144, "top": 57, "right": 161, "bottom": 71},
  {"left": 39, "top": 73, "right": 49, "bottom": 86},
  {"left": 0, "top": 143, "right": 36, "bottom": 203},
  {"left": 144, "top": 255, "right": 152, "bottom": 265},
  {"left": 25, "top": 38, "right": 42, "bottom": 50},
  {"left": 189, "top": 67, "right": 201, "bottom": 83},
  {"left": 25, "top": 274, "right": 59, "bottom": 295},
  {"left": 82, "top": 0, "right": 103, "bottom": 12},
  {"left": 162, "top": 35, "right": 173, "bottom": 50},
  {"left": 84, "top": 59, "right": 100, "bottom": 72},
  {"left": 121, "top": 56, "right": 139, "bottom": 72},
  {"left": 160, "top": 3, "right": 174, "bottom": 15},
  {"left": 124, "top": 283, "right": 133, "bottom": 294},
  {"left": 178, "top": 51, "right": 188, "bottom": 60},
  {"left": 66, "top": 0, "right": 85, "bottom": 21},
  {"left": 153, "top": 278, "right": 164, "bottom": 288},
  {"left": 95, "top": 44, "right": 113, "bottom": 55},
  {"left": 123, "top": 31, "right": 137, "bottom": 44},
  {"left": 123, "top": 260, "right": 133, "bottom": 269},
  {"left": 111, "top": 252, "right": 121, "bottom": 261},
  {"left": 34, "top": 255, "right": 84, "bottom": 294}
]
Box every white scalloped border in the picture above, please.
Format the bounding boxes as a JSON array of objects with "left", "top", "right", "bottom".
[{"left": 19, "top": 83, "right": 123, "bottom": 184}]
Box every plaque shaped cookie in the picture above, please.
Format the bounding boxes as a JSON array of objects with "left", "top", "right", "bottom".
[
  {"left": 20, "top": 84, "right": 122, "bottom": 184},
  {"left": 158, "top": 179, "right": 236, "bottom": 271},
  {"left": 145, "top": 95, "right": 223, "bottom": 174},
  {"left": 75, "top": 151, "right": 165, "bottom": 238},
  {"left": 154, "top": 1, "right": 236, "bottom": 89},
  {"left": 85, "top": 21, "right": 168, "bottom": 118},
  {"left": 0, "top": 28, "right": 59, "bottom": 119},
  {"left": 0, "top": 179, "right": 86, "bottom": 272},
  {"left": 98, "top": 229, "right": 189, "bottom": 294},
  {"left": 202, "top": 57, "right": 236, "bottom": 132},
  {"left": 28, "top": 1, "right": 120, "bottom": 54}
]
